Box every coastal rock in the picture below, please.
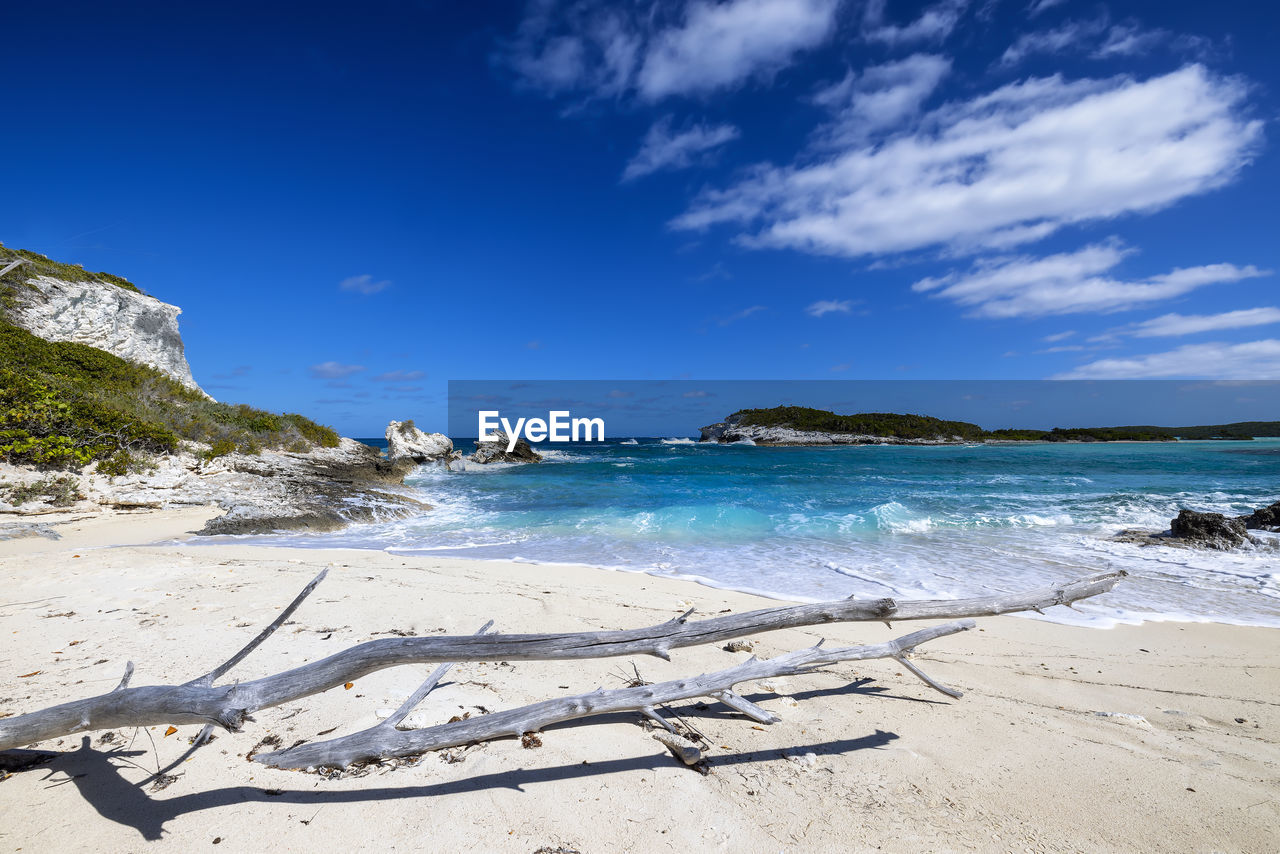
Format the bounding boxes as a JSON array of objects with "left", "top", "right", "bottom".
[
  {"left": 6, "top": 275, "right": 205, "bottom": 394},
  {"left": 385, "top": 420, "right": 454, "bottom": 463},
  {"left": 1238, "top": 501, "right": 1280, "bottom": 531},
  {"left": 1, "top": 439, "right": 428, "bottom": 536},
  {"left": 1169, "top": 509, "right": 1250, "bottom": 550},
  {"left": 194, "top": 439, "right": 425, "bottom": 534},
  {"left": 468, "top": 430, "right": 542, "bottom": 464}
]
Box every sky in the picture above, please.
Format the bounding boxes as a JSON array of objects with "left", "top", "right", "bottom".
[{"left": 3, "top": 1, "right": 1279, "bottom": 435}]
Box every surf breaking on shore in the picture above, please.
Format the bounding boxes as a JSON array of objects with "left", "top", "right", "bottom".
[{"left": 207, "top": 437, "right": 1280, "bottom": 630}]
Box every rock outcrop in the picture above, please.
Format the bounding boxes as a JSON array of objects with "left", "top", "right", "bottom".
[
  {"left": 385, "top": 420, "right": 454, "bottom": 464},
  {"left": 1169, "top": 509, "right": 1251, "bottom": 550},
  {"left": 1240, "top": 501, "right": 1280, "bottom": 532},
  {"left": 1112, "top": 501, "right": 1280, "bottom": 551},
  {"left": 0, "top": 439, "right": 427, "bottom": 535},
  {"left": 468, "top": 430, "right": 542, "bottom": 464},
  {"left": 5, "top": 274, "right": 204, "bottom": 394}
]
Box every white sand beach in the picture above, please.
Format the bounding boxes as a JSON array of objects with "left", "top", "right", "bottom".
[{"left": 1, "top": 509, "right": 1277, "bottom": 853}]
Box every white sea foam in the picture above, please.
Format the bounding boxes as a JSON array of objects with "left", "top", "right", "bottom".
[{"left": 199, "top": 439, "right": 1280, "bottom": 629}]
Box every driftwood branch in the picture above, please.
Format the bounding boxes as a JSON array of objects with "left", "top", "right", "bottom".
[
  {"left": 255, "top": 621, "right": 974, "bottom": 769},
  {"left": 0, "top": 571, "right": 1122, "bottom": 752},
  {"left": 383, "top": 621, "right": 493, "bottom": 729},
  {"left": 192, "top": 568, "right": 329, "bottom": 688}
]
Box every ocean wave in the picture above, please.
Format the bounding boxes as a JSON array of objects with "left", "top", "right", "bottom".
[
  {"left": 535, "top": 448, "right": 592, "bottom": 463},
  {"left": 869, "top": 501, "right": 934, "bottom": 533},
  {"left": 620, "top": 438, "right": 639, "bottom": 445},
  {"left": 204, "top": 437, "right": 1280, "bottom": 628}
]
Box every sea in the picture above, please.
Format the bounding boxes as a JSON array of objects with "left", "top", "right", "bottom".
[{"left": 215, "top": 438, "right": 1280, "bottom": 628}]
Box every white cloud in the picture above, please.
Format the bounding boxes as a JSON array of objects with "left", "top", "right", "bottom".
[
  {"left": 999, "top": 15, "right": 1190, "bottom": 67},
  {"left": 373, "top": 370, "right": 427, "bottom": 382},
  {"left": 339, "top": 274, "right": 391, "bottom": 295},
  {"left": 912, "top": 241, "right": 1268, "bottom": 319},
  {"left": 503, "top": 0, "right": 639, "bottom": 99},
  {"left": 1026, "top": 0, "right": 1066, "bottom": 17},
  {"left": 622, "top": 117, "right": 740, "bottom": 181},
  {"left": 812, "top": 54, "right": 951, "bottom": 144},
  {"left": 718, "top": 304, "right": 768, "bottom": 325},
  {"left": 1043, "top": 330, "right": 1076, "bottom": 342},
  {"left": 504, "top": 0, "right": 840, "bottom": 102},
  {"left": 638, "top": 0, "right": 841, "bottom": 99},
  {"left": 999, "top": 17, "right": 1109, "bottom": 67},
  {"left": 1056, "top": 340, "right": 1280, "bottom": 379},
  {"left": 1095, "top": 22, "right": 1168, "bottom": 58},
  {"left": 672, "top": 66, "right": 1261, "bottom": 259},
  {"left": 805, "top": 299, "right": 855, "bottom": 317},
  {"left": 862, "top": 0, "right": 969, "bottom": 46},
  {"left": 1124, "top": 308, "right": 1280, "bottom": 338},
  {"left": 309, "top": 361, "right": 366, "bottom": 379}
]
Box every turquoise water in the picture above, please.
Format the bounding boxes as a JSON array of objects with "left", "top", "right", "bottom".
[{"left": 238, "top": 438, "right": 1280, "bottom": 627}]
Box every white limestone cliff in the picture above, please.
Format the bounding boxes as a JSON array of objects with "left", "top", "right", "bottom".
[{"left": 7, "top": 274, "right": 204, "bottom": 393}]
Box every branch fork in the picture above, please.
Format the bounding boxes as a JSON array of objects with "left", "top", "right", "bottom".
[{"left": 0, "top": 570, "right": 1123, "bottom": 773}]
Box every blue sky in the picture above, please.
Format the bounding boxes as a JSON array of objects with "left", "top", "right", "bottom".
[{"left": 4, "top": 1, "right": 1278, "bottom": 435}]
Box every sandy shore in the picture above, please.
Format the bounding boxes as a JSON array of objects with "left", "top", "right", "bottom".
[{"left": 1, "top": 510, "right": 1277, "bottom": 853}]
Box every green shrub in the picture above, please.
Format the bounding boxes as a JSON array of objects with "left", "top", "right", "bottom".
[
  {"left": 0, "top": 320, "right": 341, "bottom": 470},
  {"left": 202, "top": 438, "right": 237, "bottom": 460},
  {"left": 96, "top": 450, "right": 146, "bottom": 477},
  {"left": 1, "top": 245, "right": 341, "bottom": 468},
  {"left": 3, "top": 475, "right": 83, "bottom": 507},
  {"left": 0, "top": 243, "right": 142, "bottom": 293},
  {"left": 287, "top": 413, "right": 340, "bottom": 447}
]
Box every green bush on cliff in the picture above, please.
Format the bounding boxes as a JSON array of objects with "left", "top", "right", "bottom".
[
  {"left": 0, "top": 320, "right": 339, "bottom": 470},
  {"left": 0, "top": 243, "right": 141, "bottom": 294}
]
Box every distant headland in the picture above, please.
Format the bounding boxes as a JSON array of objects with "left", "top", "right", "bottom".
[{"left": 699, "top": 406, "right": 1280, "bottom": 446}]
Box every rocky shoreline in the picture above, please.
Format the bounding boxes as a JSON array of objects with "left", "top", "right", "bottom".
[
  {"left": 1, "top": 420, "right": 556, "bottom": 541},
  {"left": 1112, "top": 503, "right": 1280, "bottom": 551},
  {"left": 1, "top": 438, "right": 427, "bottom": 537}
]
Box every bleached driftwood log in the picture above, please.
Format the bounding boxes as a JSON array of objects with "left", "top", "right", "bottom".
[
  {"left": 255, "top": 621, "right": 973, "bottom": 769},
  {"left": 0, "top": 570, "right": 1122, "bottom": 753}
]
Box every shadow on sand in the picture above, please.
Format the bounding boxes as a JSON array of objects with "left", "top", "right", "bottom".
[{"left": 11, "top": 678, "right": 942, "bottom": 841}]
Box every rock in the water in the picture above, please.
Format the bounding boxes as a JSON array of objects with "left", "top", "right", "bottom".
[
  {"left": 1169, "top": 509, "right": 1250, "bottom": 550},
  {"left": 385, "top": 420, "right": 454, "bottom": 463},
  {"left": 1238, "top": 501, "right": 1280, "bottom": 532},
  {"left": 468, "top": 430, "right": 542, "bottom": 464}
]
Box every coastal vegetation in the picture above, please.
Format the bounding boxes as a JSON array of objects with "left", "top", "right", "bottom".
[
  {"left": 722, "top": 406, "right": 1280, "bottom": 443},
  {"left": 985, "top": 426, "right": 1177, "bottom": 442},
  {"left": 1168, "top": 421, "right": 1280, "bottom": 439},
  {"left": 0, "top": 319, "right": 338, "bottom": 471},
  {"left": 0, "top": 474, "right": 83, "bottom": 507},
  {"left": 735, "top": 406, "right": 987, "bottom": 440},
  {"left": 0, "top": 242, "right": 140, "bottom": 294}
]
